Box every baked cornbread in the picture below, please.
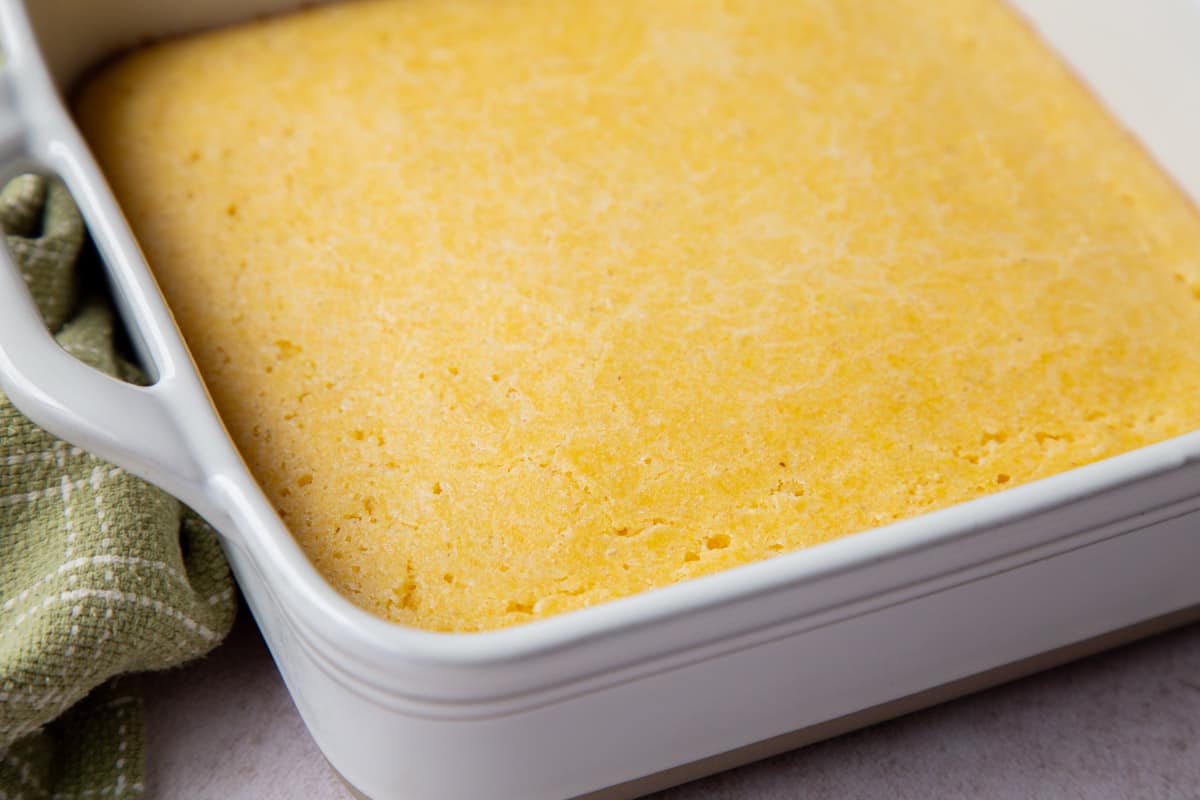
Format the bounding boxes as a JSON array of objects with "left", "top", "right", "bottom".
[{"left": 76, "top": 0, "right": 1200, "bottom": 632}]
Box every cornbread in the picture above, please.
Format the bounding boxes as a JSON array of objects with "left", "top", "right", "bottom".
[{"left": 75, "top": 0, "right": 1200, "bottom": 632}]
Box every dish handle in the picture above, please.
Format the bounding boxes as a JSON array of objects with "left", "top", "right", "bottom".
[{"left": 0, "top": 42, "right": 239, "bottom": 533}]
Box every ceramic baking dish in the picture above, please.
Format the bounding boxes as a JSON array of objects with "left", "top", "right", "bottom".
[{"left": 2, "top": 1, "right": 1199, "bottom": 797}]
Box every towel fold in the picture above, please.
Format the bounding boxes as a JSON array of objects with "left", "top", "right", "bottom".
[{"left": 0, "top": 175, "right": 236, "bottom": 799}]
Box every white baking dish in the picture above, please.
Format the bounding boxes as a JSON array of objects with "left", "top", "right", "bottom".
[{"left": 2, "top": 1, "right": 1199, "bottom": 797}]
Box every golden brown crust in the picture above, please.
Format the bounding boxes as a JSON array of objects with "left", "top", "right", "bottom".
[{"left": 76, "top": 0, "right": 1200, "bottom": 630}]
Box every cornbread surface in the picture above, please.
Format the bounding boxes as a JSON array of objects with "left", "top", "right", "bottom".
[{"left": 77, "top": 0, "right": 1200, "bottom": 631}]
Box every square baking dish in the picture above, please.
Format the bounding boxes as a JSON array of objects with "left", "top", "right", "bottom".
[{"left": 1, "top": 1, "right": 1199, "bottom": 797}]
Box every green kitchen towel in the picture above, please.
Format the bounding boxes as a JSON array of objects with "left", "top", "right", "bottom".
[{"left": 0, "top": 174, "right": 236, "bottom": 798}]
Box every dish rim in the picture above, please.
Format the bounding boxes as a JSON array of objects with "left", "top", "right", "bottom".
[{"left": 2, "top": 0, "right": 1200, "bottom": 681}]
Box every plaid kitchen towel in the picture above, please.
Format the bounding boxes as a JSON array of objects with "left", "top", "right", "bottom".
[{"left": 0, "top": 175, "right": 236, "bottom": 799}]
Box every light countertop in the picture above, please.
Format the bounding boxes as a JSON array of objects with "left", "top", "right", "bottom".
[{"left": 139, "top": 612, "right": 1200, "bottom": 799}]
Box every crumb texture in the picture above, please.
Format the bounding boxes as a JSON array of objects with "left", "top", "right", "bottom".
[{"left": 76, "top": 0, "right": 1200, "bottom": 631}]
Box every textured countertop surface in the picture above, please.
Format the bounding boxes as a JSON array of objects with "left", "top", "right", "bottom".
[{"left": 139, "top": 611, "right": 1200, "bottom": 799}]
